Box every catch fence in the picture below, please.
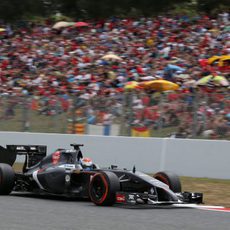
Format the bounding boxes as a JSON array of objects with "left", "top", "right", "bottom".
[{"left": 0, "top": 89, "right": 229, "bottom": 139}]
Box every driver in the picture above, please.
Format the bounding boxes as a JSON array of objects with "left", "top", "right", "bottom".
[{"left": 81, "top": 157, "right": 94, "bottom": 170}]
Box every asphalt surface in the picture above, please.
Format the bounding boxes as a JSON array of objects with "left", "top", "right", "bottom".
[{"left": 0, "top": 193, "right": 229, "bottom": 230}]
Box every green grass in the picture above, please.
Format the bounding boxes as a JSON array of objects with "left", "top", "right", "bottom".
[
  {"left": 181, "top": 177, "right": 230, "bottom": 207},
  {"left": 0, "top": 109, "right": 68, "bottom": 133},
  {"left": 151, "top": 126, "right": 177, "bottom": 137}
]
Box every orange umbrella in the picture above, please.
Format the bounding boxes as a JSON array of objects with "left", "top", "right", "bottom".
[{"left": 140, "top": 80, "right": 179, "bottom": 92}]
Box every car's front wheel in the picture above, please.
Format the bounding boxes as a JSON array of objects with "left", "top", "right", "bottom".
[
  {"left": 154, "top": 171, "right": 181, "bottom": 193},
  {"left": 89, "top": 171, "right": 120, "bottom": 206},
  {"left": 0, "top": 163, "right": 15, "bottom": 195}
]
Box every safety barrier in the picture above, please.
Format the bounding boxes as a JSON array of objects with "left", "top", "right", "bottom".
[{"left": 0, "top": 132, "right": 229, "bottom": 179}]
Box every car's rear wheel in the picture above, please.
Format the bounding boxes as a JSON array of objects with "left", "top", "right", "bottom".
[
  {"left": 154, "top": 171, "right": 181, "bottom": 193},
  {"left": 0, "top": 163, "right": 15, "bottom": 195},
  {"left": 89, "top": 171, "right": 120, "bottom": 206}
]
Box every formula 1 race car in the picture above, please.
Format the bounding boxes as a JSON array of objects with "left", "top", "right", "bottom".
[{"left": 0, "top": 143, "right": 203, "bottom": 206}]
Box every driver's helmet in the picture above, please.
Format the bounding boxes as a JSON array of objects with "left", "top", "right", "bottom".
[{"left": 81, "top": 157, "right": 93, "bottom": 170}]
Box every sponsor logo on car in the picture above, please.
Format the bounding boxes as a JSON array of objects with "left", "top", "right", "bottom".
[
  {"left": 116, "top": 194, "right": 126, "bottom": 203},
  {"left": 128, "top": 194, "right": 135, "bottom": 200}
]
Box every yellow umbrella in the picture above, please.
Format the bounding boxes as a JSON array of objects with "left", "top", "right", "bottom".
[
  {"left": 124, "top": 81, "right": 141, "bottom": 90},
  {"left": 218, "top": 55, "right": 230, "bottom": 67},
  {"left": 140, "top": 80, "right": 179, "bottom": 92},
  {"left": 196, "top": 75, "right": 229, "bottom": 87},
  {"left": 0, "top": 28, "right": 6, "bottom": 32},
  {"left": 102, "top": 53, "right": 122, "bottom": 61},
  {"left": 52, "top": 21, "right": 74, "bottom": 29},
  {"left": 207, "top": 56, "right": 221, "bottom": 65}
]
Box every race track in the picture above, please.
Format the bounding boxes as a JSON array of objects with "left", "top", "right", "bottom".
[{"left": 0, "top": 193, "right": 229, "bottom": 230}]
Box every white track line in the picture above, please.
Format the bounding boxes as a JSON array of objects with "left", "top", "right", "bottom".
[{"left": 173, "top": 204, "right": 230, "bottom": 213}]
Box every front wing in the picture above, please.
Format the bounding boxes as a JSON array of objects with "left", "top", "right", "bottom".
[{"left": 115, "top": 192, "right": 203, "bottom": 206}]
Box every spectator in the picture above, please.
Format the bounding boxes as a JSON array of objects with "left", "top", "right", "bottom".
[{"left": 103, "top": 112, "right": 113, "bottom": 136}]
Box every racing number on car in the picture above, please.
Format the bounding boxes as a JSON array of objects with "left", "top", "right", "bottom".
[{"left": 52, "top": 151, "right": 61, "bottom": 165}]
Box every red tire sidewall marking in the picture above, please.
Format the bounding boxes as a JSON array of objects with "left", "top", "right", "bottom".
[{"left": 90, "top": 173, "right": 109, "bottom": 205}]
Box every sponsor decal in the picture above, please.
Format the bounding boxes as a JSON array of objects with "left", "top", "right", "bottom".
[
  {"left": 64, "top": 164, "right": 75, "bottom": 169},
  {"left": 128, "top": 194, "right": 135, "bottom": 201},
  {"left": 150, "top": 187, "right": 155, "bottom": 194},
  {"left": 116, "top": 194, "right": 126, "bottom": 203},
  {"left": 16, "top": 146, "right": 25, "bottom": 150},
  {"left": 65, "top": 149, "right": 75, "bottom": 153},
  {"left": 65, "top": 174, "right": 71, "bottom": 182},
  {"left": 52, "top": 151, "right": 61, "bottom": 165},
  {"left": 16, "top": 146, "right": 37, "bottom": 151}
]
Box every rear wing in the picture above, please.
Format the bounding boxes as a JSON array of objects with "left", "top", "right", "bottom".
[{"left": 0, "top": 145, "right": 47, "bottom": 167}]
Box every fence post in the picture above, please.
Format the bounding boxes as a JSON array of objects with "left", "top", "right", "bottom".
[
  {"left": 203, "top": 93, "right": 208, "bottom": 131},
  {"left": 127, "top": 91, "right": 134, "bottom": 136},
  {"left": 192, "top": 89, "right": 198, "bottom": 138},
  {"left": 72, "top": 95, "right": 78, "bottom": 134},
  {"left": 22, "top": 96, "right": 30, "bottom": 132},
  {"left": 119, "top": 93, "right": 126, "bottom": 136},
  {"left": 158, "top": 93, "right": 164, "bottom": 130}
]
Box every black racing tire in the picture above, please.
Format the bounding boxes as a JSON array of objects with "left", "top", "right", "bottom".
[
  {"left": 89, "top": 171, "right": 120, "bottom": 206},
  {"left": 154, "top": 171, "right": 181, "bottom": 193},
  {"left": 0, "top": 163, "right": 15, "bottom": 195}
]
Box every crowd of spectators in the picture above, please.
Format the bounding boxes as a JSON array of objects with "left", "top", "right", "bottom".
[{"left": 0, "top": 13, "right": 229, "bottom": 138}]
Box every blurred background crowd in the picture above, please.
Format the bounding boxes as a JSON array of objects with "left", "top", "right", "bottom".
[{"left": 0, "top": 3, "right": 229, "bottom": 139}]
